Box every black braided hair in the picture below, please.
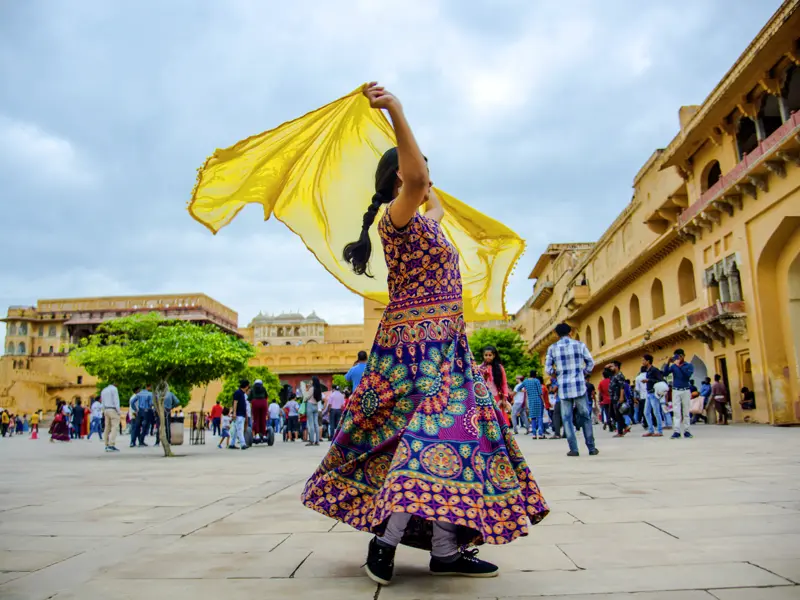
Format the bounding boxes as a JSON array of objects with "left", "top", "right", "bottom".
[{"left": 343, "top": 147, "right": 399, "bottom": 277}]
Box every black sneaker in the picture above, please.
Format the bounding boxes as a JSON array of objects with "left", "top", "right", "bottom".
[
  {"left": 430, "top": 548, "right": 498, "bottom": 578},
  {"left": 365, "top": 537, "right": 395, "bottom": 586},
  {"left": 567, "top": 450, "right": 579, "bottom": 457},
  {"left": 589, "top": 448, "right": 600, "bottom": 456}
]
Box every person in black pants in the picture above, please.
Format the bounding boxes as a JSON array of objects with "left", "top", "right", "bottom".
[
  {"left": 607, "top": 361, "right": 628, "bottom": 437},
  {"left": 548, "top": 380, "right": 563, "bottom": 439}
]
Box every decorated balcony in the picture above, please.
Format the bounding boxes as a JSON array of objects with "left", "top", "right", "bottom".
[
  {"left": 565, "top": 284, "right": 590, "bottom": 311},
  {"left": 678, "top": 112, "right": 800, "bottom": 241},
  {"left": 530, "top": 281, "right": 554, "bottom": 309},
  {"left": 685, "top": 301, "right": 747, "bottom": 349}
]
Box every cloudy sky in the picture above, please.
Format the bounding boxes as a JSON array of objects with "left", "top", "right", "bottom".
[{"left": 0, "top": 0, "right": 781, "bottom": 341}]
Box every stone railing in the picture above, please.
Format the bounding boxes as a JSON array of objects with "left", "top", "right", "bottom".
[{"left": 679, "top": 112, "right": 800, "bottom": 229}]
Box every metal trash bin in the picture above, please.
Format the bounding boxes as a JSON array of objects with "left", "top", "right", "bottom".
[{"left": 169, "top": 416, "right": 185, "bottom": 445}]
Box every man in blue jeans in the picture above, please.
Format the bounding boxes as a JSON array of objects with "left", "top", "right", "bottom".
[
  {"left": 545, "top": 323, "right": 598, "bottom": 457},
  {"left": 130, "top": 385, "right": 154, "bottom": 447},
  {"left": 641, "top": 354, "right": 664, "bottom": 437}
]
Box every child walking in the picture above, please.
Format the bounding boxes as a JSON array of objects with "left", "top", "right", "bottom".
[{"left": 218, "top": 408, "right": 231, "bottom": 449}]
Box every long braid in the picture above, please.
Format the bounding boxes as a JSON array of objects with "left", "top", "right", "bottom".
[{"left": 343, "top": 147, "right": 399, "bottom": 277}]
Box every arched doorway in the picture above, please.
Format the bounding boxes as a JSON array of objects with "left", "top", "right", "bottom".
[
  {"left": 756, "top": 216, "right": 800, "bottom": 424},
  {"left": 689, "top": 355, "right": 708, "bottom": 388},
  {"left": 736, "top": 116, "right": 758, "bottom": 160},
  {"left": 630, "top": 294, "right": 641, "bottom": 329},
  {"left": 678, "top": 258, "right": 697, "bottom": 305},
  {"left": 597, "top": 317, "right": 606, "bottom": 348},
  {"left": 701, "top": 160, "right": 722, "bottom": 193},
  {"left": 651, "top": 278, "right": 666, "bottom": 318},
  {"left": 789, "top": 252, "right": 800, "bottom": 390}
]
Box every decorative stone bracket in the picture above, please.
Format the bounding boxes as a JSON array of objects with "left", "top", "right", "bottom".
[{"left": 685, "top": 300, "right": 747, "bottom": 350}]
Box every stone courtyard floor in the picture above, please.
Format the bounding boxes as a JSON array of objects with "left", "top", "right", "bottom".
[{"left": 0, "top": 424, "right": 799, "bottom": 600}]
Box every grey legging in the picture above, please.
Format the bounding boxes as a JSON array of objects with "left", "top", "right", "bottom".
[{"left": 306, "top": 403, "right": 320, "bottom": 443}]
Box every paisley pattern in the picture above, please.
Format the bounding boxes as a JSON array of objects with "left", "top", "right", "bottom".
[{"left": 301, "top": 208, "right": 548, "bottom": 549}]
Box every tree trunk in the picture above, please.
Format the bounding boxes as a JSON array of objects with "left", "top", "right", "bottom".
[
  {"left": 199, "top": 383, "right": 209, "bottom": 421},
  {"left": 154, "top": 380, "right": 174, "bottom": 457}
]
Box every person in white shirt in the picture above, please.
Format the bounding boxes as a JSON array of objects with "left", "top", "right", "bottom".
[
  {"left": 268, "top": 400, "right": 282, "bottom": 434},
  {"left": 511, "top": 375, "right": 529, "bottom": 435},
  {"left": 285, "top": 397, "right": 300, "bottom": 442},
  {"left": 100, "top": 383, "right": 121, "bottom": 452},
  {"left": 87, "top": 397, "right": 103, "bottom": 441},
  {"left": 634, "top": 368, "right": 648, "bottom": 428}
]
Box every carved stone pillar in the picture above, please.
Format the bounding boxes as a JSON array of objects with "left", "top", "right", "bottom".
[
  {"left": 719, "top": 275, "right": 731, "bottom": 303},
  {"left": 728, "top": 264, "right": 742, "bottom": 302}
]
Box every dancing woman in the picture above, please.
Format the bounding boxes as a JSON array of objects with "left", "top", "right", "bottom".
[{"left": 301, "top": 83, "right": 548, "bottom": 586}]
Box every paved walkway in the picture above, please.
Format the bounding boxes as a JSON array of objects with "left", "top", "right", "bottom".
[{"left": 0, "top": 424, "right": 798, "bottom": 600}]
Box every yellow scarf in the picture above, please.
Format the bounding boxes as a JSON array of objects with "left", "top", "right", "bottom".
[{"left": 188, "top": 85, "right": 524, "bottom": 321}]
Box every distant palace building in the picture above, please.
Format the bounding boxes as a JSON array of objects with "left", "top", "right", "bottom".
[
  {"left": 0, "top": 294, "right": 240, "bottom": 414},
  {"left": 513, "top": 1, "right": 800, "bottom": 425},
  {"left": 1, "top": 293, "right": 411, "bottom": 413},
  {"left": 1, "top": 290, "right": 507, "bottom": 414}
]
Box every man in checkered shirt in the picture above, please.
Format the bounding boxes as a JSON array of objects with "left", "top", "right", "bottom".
[{"left": 545, "top": 322, "right": 599, "bottom": 457}]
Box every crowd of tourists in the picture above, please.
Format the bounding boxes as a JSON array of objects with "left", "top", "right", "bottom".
[
  {"left": 0, "top": 409, "right": 38, "bottom": 437},
  {"left": 32, "top": 384, "right": 183, "bottom": 452},
  {"left": 485, "top": 322, "right": 738, "bottom": 456},
  {"left": 207, "top": 351, "right": 368, "bottom": 450}
]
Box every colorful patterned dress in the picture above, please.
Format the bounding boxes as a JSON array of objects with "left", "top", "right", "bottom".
[{"left": 301, "top": 208, "right": 548, "bottom": 549}]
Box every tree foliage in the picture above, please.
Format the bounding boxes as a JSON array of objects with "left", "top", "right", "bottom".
[
  {"left": 332, "top": 374, "right": 349, "bottom": 391},
  {"left": 71, "top": 313, "right": 254, "bottom": 455},
  {"left": 468, "top": 328, "right": 543, "bottom": 380},
  {"left": 217, "top": 366, "right": 281, "bottom": 408}
]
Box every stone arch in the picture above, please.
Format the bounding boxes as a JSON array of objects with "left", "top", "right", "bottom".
[
  {"left": 756, "top": 216, "right": 800, "bottom": 424},
  {"left": 735, "top": 115, "right": 758, "bottom": 160},
  {"left": 598, "top": 317, "right": 606, "bottom": 348},
  {"left": 783, "top": 65, "right": 800, "bottom": 115},
  {"left": 585, "top": 325, "right": 593, "bottom": 351},
  {"left": 690, "top": 355, "right": 708, "bottom": 392},
  {"left": 651, "top": 278, "right": 666, "bottom": 318},
  {"left": 6, "top": 342, "right": 13, "bottom": 355},
  {"left": 700, "top": 160, "right": 722, "bottom": 193},
  {"left": 17, "top": 342, "right": 26, "bottom": 355},
  {"left": 630, "top": 294, "right": 641, "bottom": 329},
  {"left": 678, "top": 258, "right": 697, "bottom": 305},
  {"left": 612, "top": 306, "right": 622, "bottom": 339},
  {"left": 759, "top": 93, "right": 783, "bottom": 139}
]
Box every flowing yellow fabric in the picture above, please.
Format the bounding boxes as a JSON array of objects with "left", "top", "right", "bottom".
[{"left": 188, "top": 85, "right": 524, "bottom": 321}]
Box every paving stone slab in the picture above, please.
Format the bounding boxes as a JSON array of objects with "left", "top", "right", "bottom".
[
  {"left": 380, "top": 563, "right": 789, "bottom": 599},
  {"left": 751, "top": 560, "right": 800, "bottom": 585},
  {"left": 0, "top": 550, "right": 83, "bottom": 572},
  {"left": 1, "top": 425, "right": 799, "bottom": 599},
  {"left": 708, "top": 587, "right": 800, "bottom": 600},
  {"left": 496, "top": 592, "right": 716, "bottom": 600},
  {"left": 52, "top": 576, "right": 378, "bottom": 600}
]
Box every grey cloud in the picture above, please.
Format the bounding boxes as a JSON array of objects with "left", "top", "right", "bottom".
[{"left": 0, "top": 0, "right": 783, "bottom": 343}]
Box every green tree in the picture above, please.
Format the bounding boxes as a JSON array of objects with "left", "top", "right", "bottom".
[
  {"left": 71, "top": 313, "right": 254, "bottom": 456},
  {"left": 468, "top": 328, "right": 543, "bottom": 380},
  {"left": 217, "top": 366, "right": 281, "bottom": 408},
  {"left": 332, "top": 374, "right": 349, "bottom": 391}
]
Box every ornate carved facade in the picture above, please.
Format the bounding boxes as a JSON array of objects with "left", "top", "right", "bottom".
[{"left": 514, "top": 2, "right": 800, "bottom": 425}]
